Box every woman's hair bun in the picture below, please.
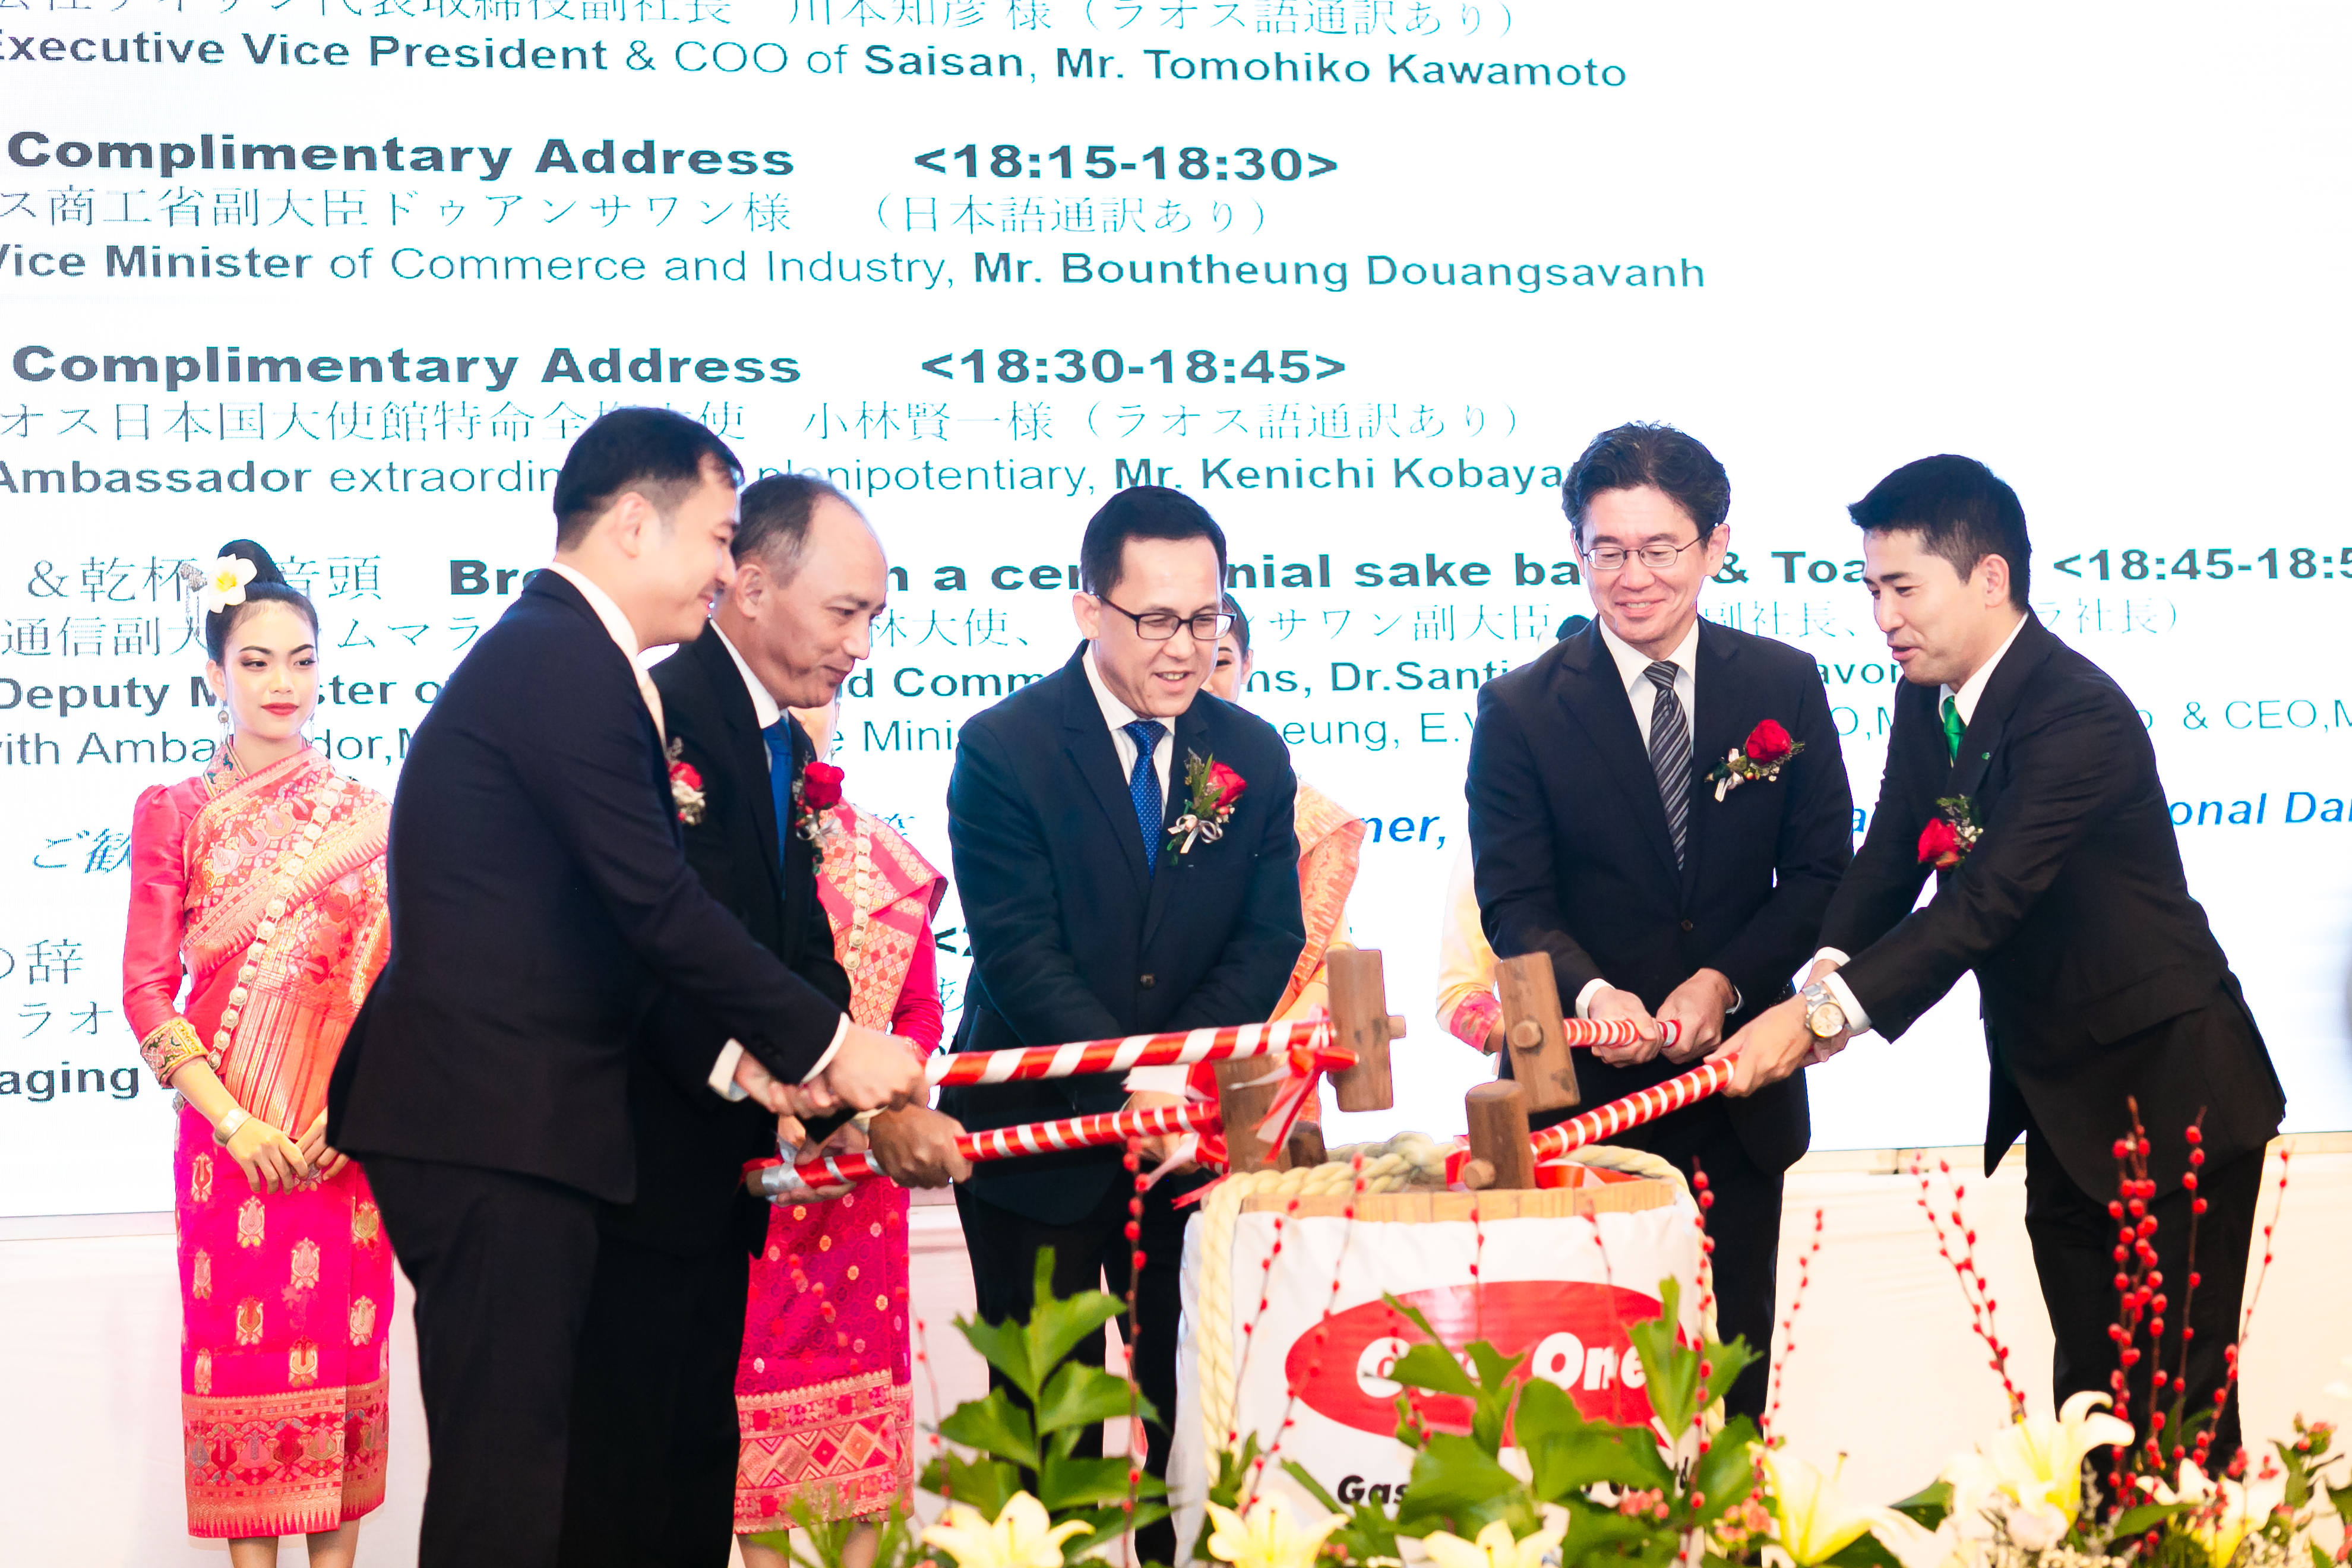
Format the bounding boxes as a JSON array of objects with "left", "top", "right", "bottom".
[{"left": 212, "top": 539, "right": 287, "bottom": 587}]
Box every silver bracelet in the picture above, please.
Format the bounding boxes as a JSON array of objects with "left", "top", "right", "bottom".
[{"left": 212, "top": 1107, "right": 250, "bottom": 1146}]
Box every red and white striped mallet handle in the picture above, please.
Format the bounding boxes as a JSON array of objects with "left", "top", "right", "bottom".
[
  {"left": 925, "top": 1019, "right": 1330, "bottom": 1089},
  {"left": 749, "top": 1100, "right": 1225, "bottom": 1202},
  {"left": 1558, "top": 1017, "right": 1684, "bottom": 1051},
  {"left": 1527, "top": 1053, "right": 1735, "bottom": 1161}
]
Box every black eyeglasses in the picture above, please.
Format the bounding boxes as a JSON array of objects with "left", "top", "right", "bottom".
[
  {"left": 1583, "top": 538, "right": 1705, "bottom": 573},
  {"left": 1096, "top": 596, "right": 1235, "bottom": 643}
]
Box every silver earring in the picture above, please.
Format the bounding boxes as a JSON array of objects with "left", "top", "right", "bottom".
[{"left": 216, "top": 704, "right": 232, "bottom": 730}]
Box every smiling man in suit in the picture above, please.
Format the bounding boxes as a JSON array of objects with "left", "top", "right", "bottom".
[
  {"left": 557, "top": 473, "right": 970, "bottom": 1567},
  {"left": 941, "top": 486, "right": 1303, "bottom": 1560},
  {"left": 328, "top": 410, "right": 925, "bottom": 1568},
  {"left": 1719, "top": 454, "right": 2283, "bottom": 1452},
  {"left": 1466, "top": 423, "right": 1852, "bottom": 1421}
]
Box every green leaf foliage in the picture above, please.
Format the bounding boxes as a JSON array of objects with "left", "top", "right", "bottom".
[
  {"left": 2112, "top": 1502, "right": 2193, "bottom": 1538},
  {"left": 1063, "top": 1501, "right": 1171, "bottom": 1566},
  {"left": 1822, "top": 1525, "right": 1902, "bottom": 1568},
  {"left": 1039, "top": 1452, "right": 1162, "bottom": 1513},
  {"left": 1387, "top": 1341, "right": 1477, "bottom": 1398},
  {"left": 1283, "top": 1460, "right": 1402, "bottom": 1568},
  {"left": 934, "top": 1389, "right": 1039, "bottom": 1470},
  {"left": 950, "top": 1250, "right": 1125, "bottom": 1408},
  {"left": 1687, "top": 1417, "right": 1762, "bottom": 1528},
  {"left": 1891, "top": 1480, "right": 1952, "bottom": 1529},
  {"left": 1555, "top": 1495, "right": 1678, "bottom": 1568},
  {"left": 919, "top": 1450, "right": 1023, "bottom": 1522},
  {"left": 1035, "top": 1362, "right": 1155, "bottom": 1450},
  {"left": 1395, "top": 1432, "right": 1542, "bottom": 1539}
]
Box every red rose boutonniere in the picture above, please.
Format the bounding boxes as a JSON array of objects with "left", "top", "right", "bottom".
[
  {"left": 794, "top": 760, "right": 845, "bottom": 846},
  {"left": 1706, "top": 718, "right": 1807, "bottom": 802},
  {"left": 665, "top": 737, "right": 707, "bottom": 826},
  {"left": 1918, "top": 795, "right": 1981, "bottom": 869},
  {"left": 1168, "top": 752, "right": 1246, "bottom": 858}
]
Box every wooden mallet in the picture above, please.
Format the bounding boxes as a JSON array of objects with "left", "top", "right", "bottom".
[
  {"left": 1325, "top": 947, "right": 1405, "bottom": 1113},
  {"left": 1494, "top": 952, "right": 1580, "bottom": 1115}
]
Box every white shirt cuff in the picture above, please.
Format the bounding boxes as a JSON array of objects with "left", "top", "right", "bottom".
[
  {"left": 1808, "top": 953, "right": 1871, "bottom": 1035},
  {"left": 711, "top": 1040, "right": 748, "bottom": 1100},
  {"left": 1573, "top": 978, "right": 1610, "bottom": 1020},
  {"left": 710, "top": 1014, "right": 852, "bottom": 1101},
  {"left": 1124, "top": 1065, "right": 1189, "bottom": 1096},
  {"left": 801, "top": 1015, "right": 851, "bottom": 1082}
]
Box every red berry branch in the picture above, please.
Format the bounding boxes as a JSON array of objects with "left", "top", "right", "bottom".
[
  {"left": 1762, "top": 1207, "right": 1825, "bottom": 1447},
  {"left": 1907, "top": 1152, "right": 2027, "bottom": 1421}
]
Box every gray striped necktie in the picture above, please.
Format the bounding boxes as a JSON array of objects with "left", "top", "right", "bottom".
[{"left": 1645, "top": 660, "right": 1690, "bottom": 866}]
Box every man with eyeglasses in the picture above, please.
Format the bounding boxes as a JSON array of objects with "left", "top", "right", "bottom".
[
  {"left": 1465, "top": 423, "right": 1852, "bottom": 1422},
  {"left": 941, "top": 485, "right": 1304, "bottom": 1560}
]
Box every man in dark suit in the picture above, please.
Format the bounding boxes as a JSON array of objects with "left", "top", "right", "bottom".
[
  {"left": 1467, "top": 423, "right": 1852, "bottom": 1421},
  {"left": 941, "top": 487, "right": 1304, "bottom": 1560},
  {"left": 328, "top": 410, "right": 925, "bottom": 1568},
  {"left": 1720, "top": 455, "right": 2284, "bottom": 1450},
  {"left": 556, "top": 473, "right": 973, "bottom": 1567}
]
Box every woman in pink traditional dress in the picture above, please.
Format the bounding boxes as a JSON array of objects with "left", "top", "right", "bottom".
[
  {"left": 738, "top": 697, "right": 947, "bottom": 1568},
  {"left": 121, "top": 540, "right": 394, "bottom": 1567}
]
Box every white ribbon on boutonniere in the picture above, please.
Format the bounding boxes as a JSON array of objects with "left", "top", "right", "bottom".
[
  {"left": 1167, "top": 751, "right": 1248, "bottom": 859},
  {"left": 1708, "top": 717, "right": 1806, "bottom": 802}
]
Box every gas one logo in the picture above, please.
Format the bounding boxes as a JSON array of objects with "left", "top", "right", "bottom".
[{"left": 1281, "top": 1282, "right": 1662, "bottom": 1436}]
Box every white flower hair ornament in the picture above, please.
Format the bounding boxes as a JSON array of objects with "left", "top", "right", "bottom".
[{"left": 198, "top": 555, "right": 259, "bottom": 615}]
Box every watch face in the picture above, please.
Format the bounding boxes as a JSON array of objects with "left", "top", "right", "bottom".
[{"left": 1809, "top": 1004, "right": 1845, "bottom": 1039}]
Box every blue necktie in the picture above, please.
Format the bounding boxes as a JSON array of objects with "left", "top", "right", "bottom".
[
  {"left": 1124, "top": 719, "right": 1166, "bottom": 874},
  {"left": 762, "top": 719, "right": 795, "bottom": 869}
]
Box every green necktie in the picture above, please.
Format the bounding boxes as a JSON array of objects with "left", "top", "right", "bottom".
[{"left": 1940, "top": 694, "right": 1965, "bottom": 761}]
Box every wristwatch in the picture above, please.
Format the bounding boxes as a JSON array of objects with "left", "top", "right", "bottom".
[{"left": 1799, "top": 980, "right": 1847, "bottom": 1040}]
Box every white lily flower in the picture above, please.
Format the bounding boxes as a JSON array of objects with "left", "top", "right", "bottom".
[
  {"left": 1762, "top": 1449, "right": 1883, "bottom": 1567},
  {"left": 198, "top": 555, "right": 258, "bottom": 615},
  {"left": 1418, "top": 1518, "right": 1566, "bottom": 1568},
  {"left": 2149, "top": 1459, "right": 2285, "bottom": 1568},
  {"left": 1202, "top": 1494, "right": 1346, "bottom": 1568},
  {"left": 921, "top": 1492, "right": 1089, "bottom": 1568},
  {"left": 1869, "top": 1512, "right": 1984, "bottom": 1568},
  {"left": 1943, "top": 1390, "right": 2133, "bottom": 1544}
]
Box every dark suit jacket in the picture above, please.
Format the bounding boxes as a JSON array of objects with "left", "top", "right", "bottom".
[
  {"left": 1466, "top": 619, "right": 1854, "bottom": 1174},
  {"left": 1821, "top": 614, "right": 2284, "bottom": 1193},
  {"left": 940, "top": 643, "right": 1305, "bottom": 1225},
  {"left": 328, "top": 573, "right": 848, "bottom": 1203},
  {"left": 598, "top": 626, "right": 853, "bottom": 1260}
]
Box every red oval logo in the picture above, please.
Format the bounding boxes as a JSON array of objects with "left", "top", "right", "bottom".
[{"left": 1279, "top": 1281, "right": 1664, "bottom": 1435}]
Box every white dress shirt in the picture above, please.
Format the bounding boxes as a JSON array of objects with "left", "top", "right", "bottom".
[
  {"left": 1812, "top": 612, "right": 2030, "bottom": 1033},
  {"left": 1577, "top": 618, "right": 1725, "bottom": 1020},
  {"left": 1081, "top": 648, "right": 1190, "bottom": 1096}
]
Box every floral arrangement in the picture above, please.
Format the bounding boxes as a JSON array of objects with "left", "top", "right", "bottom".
[
  {"left": 666, "top": 737, "right": 707, "bottom": 826},
  {"left": 1918, "top": 796, "right": 1981, "bottom": 870},
  {"left": 786, "top": 1120, "right": 2329, "bottom": 1568},
  {"left": 1708, "top": 720, "right": 1806, "bottom": 802},
  {"left": 797, "top": 760, "right": 846, "bottom": 846},
  {"left": 1169, "top": 753, "right": 1248, "bottom": 858}
]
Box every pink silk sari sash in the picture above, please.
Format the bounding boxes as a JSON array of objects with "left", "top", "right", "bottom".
[{"left": 181, "top": 747, "right": 390, "bottom": 1134}]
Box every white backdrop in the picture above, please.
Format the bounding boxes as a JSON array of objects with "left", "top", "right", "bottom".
[{"left": 4, "top": 2, "right": 2350, "bottom": 1218}]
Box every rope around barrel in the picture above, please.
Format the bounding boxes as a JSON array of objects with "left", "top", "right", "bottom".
[{"left": 1188, "top": 1136, "right": 1709, "bottom": 1471}]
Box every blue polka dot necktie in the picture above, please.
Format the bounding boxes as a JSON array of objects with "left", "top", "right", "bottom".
[{"left": 1124, "top": 719, "right": 1166, "bottom": 874}]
